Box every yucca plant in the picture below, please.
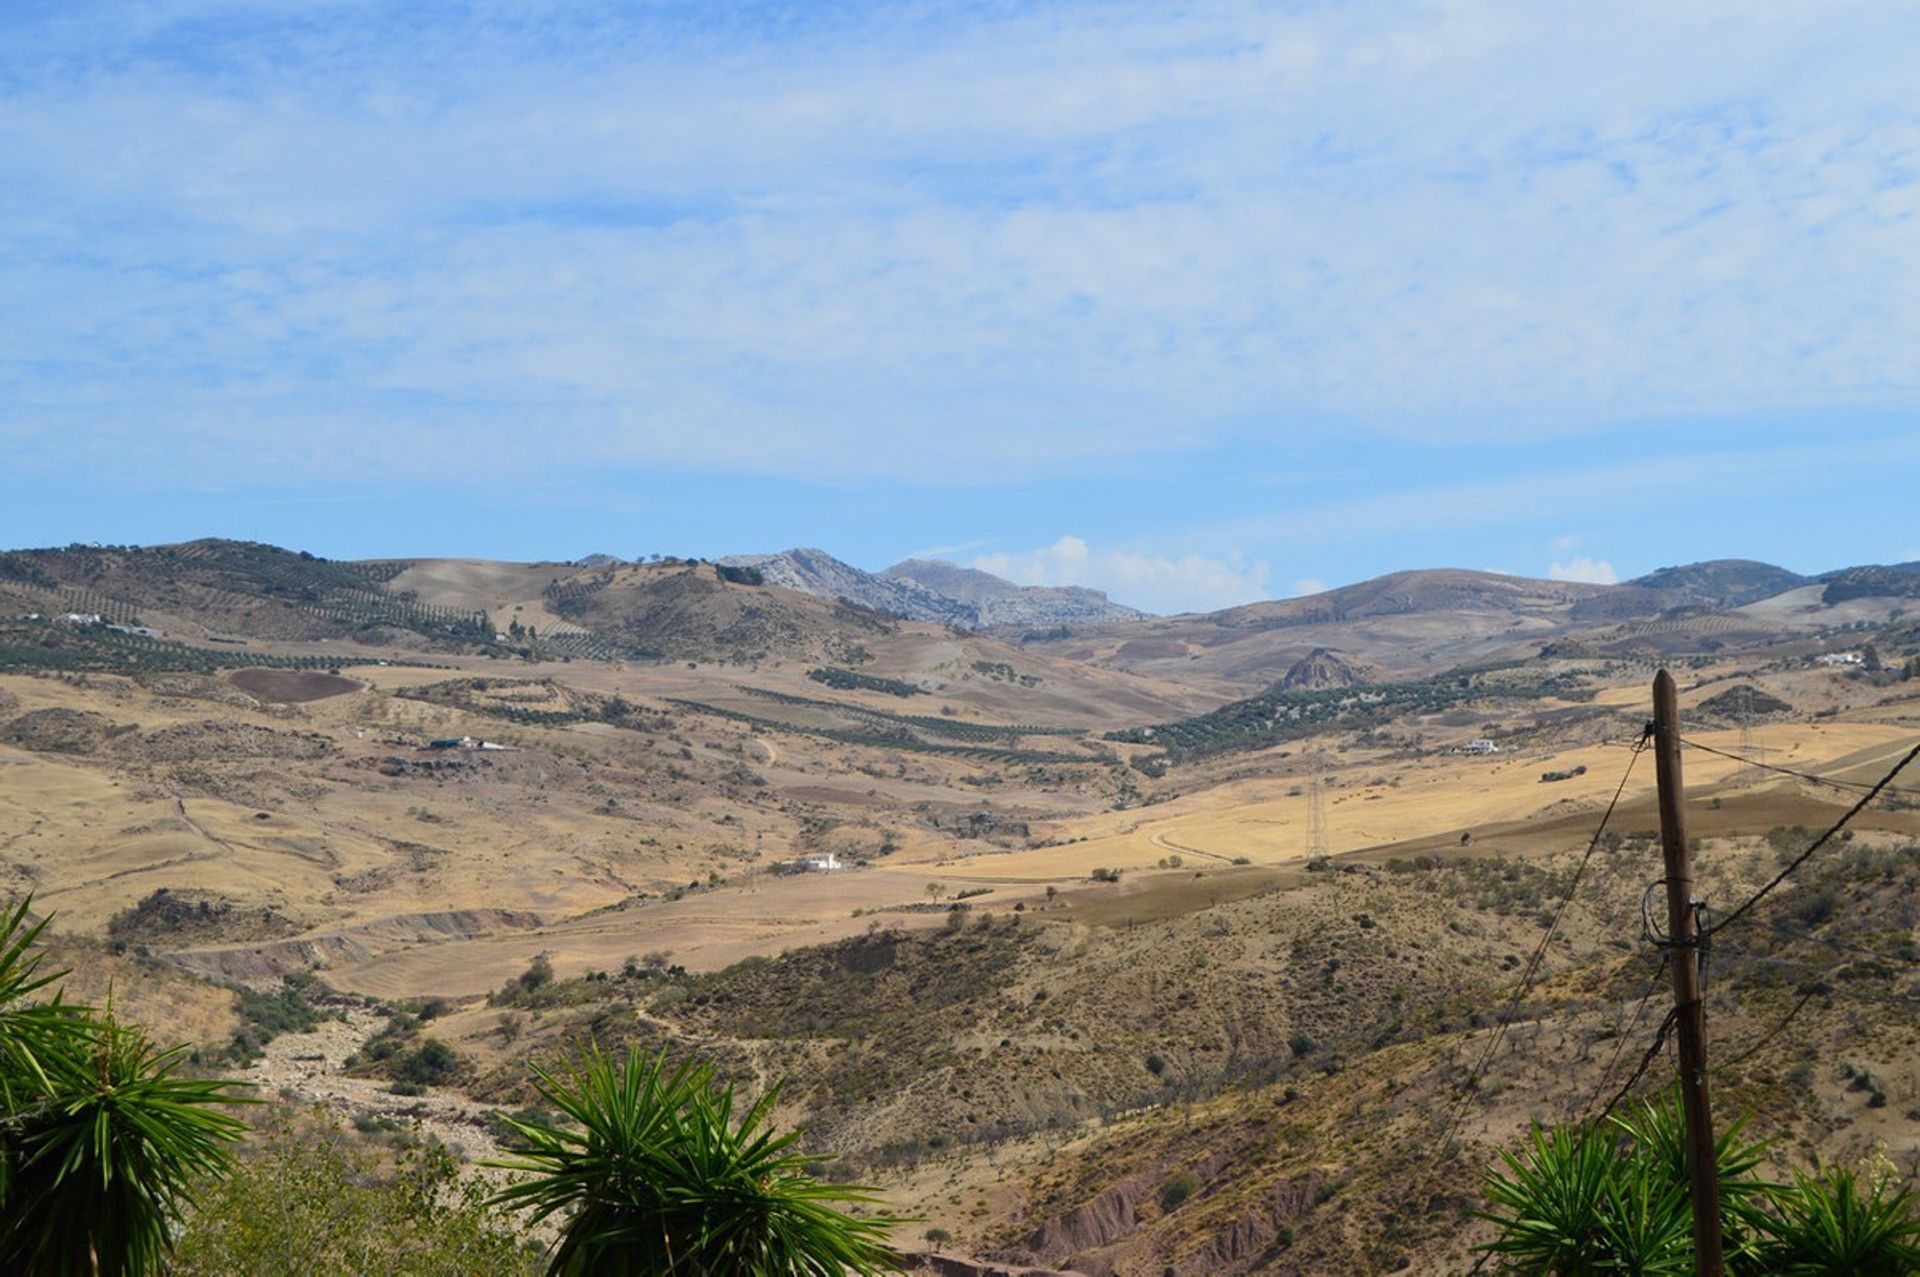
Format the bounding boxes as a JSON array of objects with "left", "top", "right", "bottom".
[
  {"left": 1758, "top": 1164, "right": 1920, "bottom": 1275},
  {"left": 1477, "top": 1118, "right": 1690, "bottom": 1274},
  {"left": 490, "top": 1045, "right": 902, "bottom": 1275},
  {"left": 1609, "top": 1094, "right": 1778, "bottom": 1265},
  {"left": 0, "top": 896, "right": 249, "bottom": 1275},
  {"left": 1479, "top": 1088, "right": 1920, "bottom": 1275},
  {"left": 1477, "top": 1090, "right": 1772, "bottom": 1275}
]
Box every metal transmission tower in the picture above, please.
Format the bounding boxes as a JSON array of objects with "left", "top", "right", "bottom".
[
  {"left": 1734, "top": 692, "right": 1768, "bottom": 786},
  {"left": 1305, "top": 750, "right": 1329, "bottom": 859},
  {"left": 1736, "top": 709, "right": 1756, "bottom": 786}
]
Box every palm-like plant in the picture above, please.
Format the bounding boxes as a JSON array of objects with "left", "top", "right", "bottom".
[
  {"left": 0, "top": 896, "right": 249, "bottom": 1275},
  {"left": 1759, "top": 1164, "right": 1920, "bottom": 1276},
  {"left": 1477, "top": 1118, "right": 1690, "bottom": 1274},
  {"left": 1479, "top": 1089, "right": 1920, "bottom": 1275},
  {"left": 1477, "top": 1090, "right": 1770, "bottom": 1275},
  {"left": 490, "top": 1045, "right": 901, "bottom": 1275}
]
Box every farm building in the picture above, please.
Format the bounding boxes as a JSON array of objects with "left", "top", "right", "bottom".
[{"left": 780, "top": 852, "right": 845, "bottom": 873}]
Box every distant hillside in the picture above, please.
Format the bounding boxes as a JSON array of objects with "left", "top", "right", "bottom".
[
  {"left": 882, "top": 559, "right": 1143, "bottom": 627},
  {"left": 1624, "top": 559, "right": 1808, "bottom": 607},
  {"left": 1208, "top": 569, "right": 1614, "bottom": 629},
  {"left": 541, "top": 560, "right": 902, "bottom": 664},
  {"left": 0, "top": 539, "right": 483, "bottom": 647},
  {"left": 717, "top": 548, "right": 1142, "bottom": 628},
  {"left": 1816, "top": 562, "right": 1920, "bottom": 604}
]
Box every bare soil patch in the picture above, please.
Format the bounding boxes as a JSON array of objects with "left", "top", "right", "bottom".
[{"left": 228, "top": 668, "right": 363, "bottom": 703}]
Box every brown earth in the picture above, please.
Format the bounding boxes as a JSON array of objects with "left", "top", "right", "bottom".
[{"left": 229, "top": 668, "right": 364, "bottom": 703}]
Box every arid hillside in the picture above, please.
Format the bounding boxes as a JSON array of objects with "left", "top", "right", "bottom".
[{"left": 4, "top": 538, "right": 1920, "bottom": 1272}]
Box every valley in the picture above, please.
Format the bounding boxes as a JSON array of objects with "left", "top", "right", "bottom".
[{"left": 3, "top": 540, "right": 1919, "bottom": 1272}]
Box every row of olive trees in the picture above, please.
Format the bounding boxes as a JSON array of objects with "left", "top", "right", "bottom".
[{"left": 0, "top": 898, "right": 900, "bottom": 1275}]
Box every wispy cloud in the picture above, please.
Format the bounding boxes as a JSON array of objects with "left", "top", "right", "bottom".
[
  {"left": 973, "top": 536, "right": 1270, "bottom": 615},
  {"left": 3, "top": 1, "right": 1919, "bottom": 492},
  {"left": 901, "top": 538, "right": 995, "bottom": 563}
]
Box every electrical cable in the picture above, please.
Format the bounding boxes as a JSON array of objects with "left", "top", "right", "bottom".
[
  {"left": 1706, "top": 737, "right": 1920, "bottom": 939},
  {"left": 1430, "top": 730, "right": 1650, "bottom": 1162},
  {"left": 1679, "top": 735, "right": 1920, "bottom": 798}
]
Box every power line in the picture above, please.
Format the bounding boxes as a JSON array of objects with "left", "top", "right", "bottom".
[
  {"left": 1746, "top": 917, "right": 1920, "bottom": 968},
  {"left": 1678, "top": 736, "right": 1920, "bottom": 798},
  {"left": 1714, "top": 952, "right": 1920, "bottom": 1008},
  {"left": 1577, "top": 952, "right": 1668, "bottom": 1124},
  {"left": 1594, "top": 1007, "right": 1679, "bottom": 1127},
  {"left": 1706, "top": 737, "right": 1920, "bottom": 940},
  {"left": 1432, "top": 731, "right": 1650, "bottom": 1160},
  {"left": 1712, "top": 984, "right": 1821, "bottom": 1075}
]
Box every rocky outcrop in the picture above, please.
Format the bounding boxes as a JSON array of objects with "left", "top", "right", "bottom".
[
  {"left": 715, "top": 549, "right": 1144, "bottom": 628},
  {"left": 883, "top": 559, "right": 1144, "bottom": 627},
  {"left": 1275, "top": 648, "right": 1370, "bottom": 691}
]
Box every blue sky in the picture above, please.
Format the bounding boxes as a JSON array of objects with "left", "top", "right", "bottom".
[{"left": 3, "top": 1, "right": 1918, "bottom": 614}]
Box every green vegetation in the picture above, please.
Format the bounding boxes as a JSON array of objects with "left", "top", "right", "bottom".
[
  {"left": 1822, "top": 564, "right": 1920, "bottom": 605},
  {"left": 1159, "top": 1172, "right": 1198, "bottom": 1211},
  {"left": 489, "top": 1046, "right": 900, "bottom": 1275},
  {"left": 0, "top": 619, "right": 383, "bottom": 676},
  {"left": 1698, "top": 685, "right": 1793, "bottom": 719},
  {"left": 971, "top": 660, "right": 1039, "bottom": 686},
  {"left": 807, "top": 666, "right": 923, "bottom": 697},
  {"left": 226, "top": 973, "right": 326, "bottom": 1064},
  {"left": 715, "top": 564, "right": 765, "bottom": 586},
  {"left": 1108, "top": 662, "right": 1594, "bottom": 760},
  {"left": 172, "top": 1113, "right": 533, "bottom": 1275},
  {"left": 738, "top": 685, "right": 1083, "bottom": 738},
  {"left": 1480, "top": 1091, "right": 1920, "bottom": 1273},
  {"left": 665, "top": 697, "right": 1092, "bottom": 764},
  {"left": 0, "top": 897, "right": 249, "bottom": 1275}
]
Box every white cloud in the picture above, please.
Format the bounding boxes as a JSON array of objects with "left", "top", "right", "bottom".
[
  {"left": 3, "top": 2, "right": 1919, "bottom": 488},
  {"left": 973, "top": 536, "right": 1270, "bottom": 615},
  {"left": 1548, "top": 556, "right": 1620, "bottom": 585}
]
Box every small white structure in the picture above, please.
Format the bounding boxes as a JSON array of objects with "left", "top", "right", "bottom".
[
  {"left": 1819, "top": 652, "right": 1863, "bottom": 666},
  {"left": 781, "top": 852, "right": 844, "bottom": 873},
  {"left": 56, "top": 612, "right": 101, "bottom": 626},
  {"left": 1458, "top": 739, "right": 1501, "bottom": 756}
]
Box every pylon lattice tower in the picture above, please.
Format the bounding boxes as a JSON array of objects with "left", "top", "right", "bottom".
[{"left": 1306, "top": 749, "right": 1329, "bottom": 859}]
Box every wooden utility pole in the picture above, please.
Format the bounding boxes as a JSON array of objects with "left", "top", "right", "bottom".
[{"left": 1652, "top": 669, "right": 1723, "bottom": 1276}]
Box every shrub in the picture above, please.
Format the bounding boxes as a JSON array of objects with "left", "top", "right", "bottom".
[
  {"left": 172, "top": 1112, "right": 532, "bottom": 1275},
  {"left": 391, "top": 1037, "right": 461, "bottom": 1087},
  {"left": 1159, "top": 1172, "right": 1199, "bottom": 1211}
]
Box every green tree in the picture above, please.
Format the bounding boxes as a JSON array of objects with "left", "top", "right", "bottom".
[
  {"left": 0, "top": 897, "right": 249, "bottom": 1275},
  {"left": 489, "top": 1045, "right": 900, "bottom": 1275},
  {"left": 173, "top": 1111, "right": 534, "bottom": 1275}
]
